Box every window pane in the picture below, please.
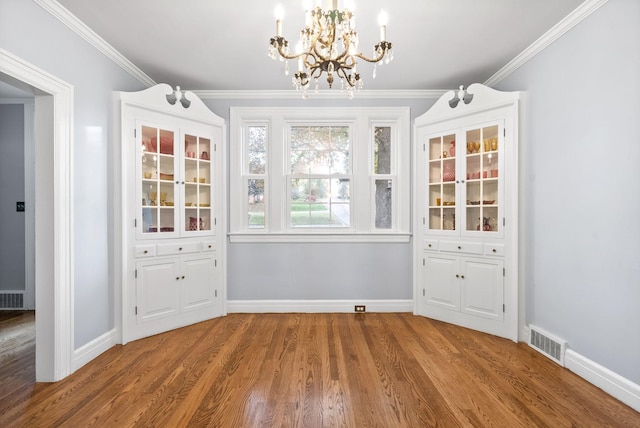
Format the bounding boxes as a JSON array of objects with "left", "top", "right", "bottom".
[
  {"left": 248, "top": 126, "right": 266, "bottom": 174},
  {"left": 290, "top": 178, "right": 349, "bottom": 227},
  {"left": 290, "top": 125, "right": 350, "bottom": 174},
  {"left": 331, "top": 127, "right": 350, "bottom": 151},
  {"left": 375, "top": 179, "right": 392, "bottom": 229},
  {"left": 248, "top": 179, "right": 265, "bottom": 229},
  {"left": 374, "top": 126, "right": 391, "bottom": 174}
]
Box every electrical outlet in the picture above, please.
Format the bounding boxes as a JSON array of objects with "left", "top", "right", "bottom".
[{"left": 354, "top": 305, "right": 366, "bottom": 313}]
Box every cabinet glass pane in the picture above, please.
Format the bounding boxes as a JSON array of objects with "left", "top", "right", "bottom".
[
  {"left": 427, "top": 134, "right": 456, "bottom": 231},
  {"left": 183, "top": 134, "right": 212, "bottom": 233},
  {"left": 465, "top": 125, "right": 499, "bottom": 232},
  {"left": 141, "top": 126, "right": 175, "bottom": 235}
]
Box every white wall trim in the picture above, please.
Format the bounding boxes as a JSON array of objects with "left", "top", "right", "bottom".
[
  {"left": 72, "top": 329, "right": 117, "bottom": 372},
  {"left": 192, "top": 89, "right": 448, "bottom": 100},
  {"left": 565, "top": 349, "right": 640, "bottom": 413},
  {"left": 484, "top": 0, "right": 609, "bottom": 87},
  {"left": 34, "top": 0, "right": 155, "bottom": 88},
  {"left": 228, "top": 233, "right": 411, "bottom": 244},
  {"left": 0, "top": 47, "right": 74, "bottom": 382},
  {"left": 24, "top": 103, "right": 36, "bottom": 310},
  {"left": 227, "top": 299, "right": 413, "bottom": 313}
]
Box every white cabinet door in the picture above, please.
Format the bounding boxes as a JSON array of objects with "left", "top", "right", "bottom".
[
  {"left": 136, "top": 258, "right": 180, "bottom": 323},
  {"left": 460, "top": 257, "right": 503, "bottom": 321},
  {"left": 181, "top": 254, "right": 216, "bottom": 312},
  {"left": 420, "top": 253, "right": 505, "bottom": 337},
  {"left": 424, "top": 254, "right": 459, "bottom": 311},
  {"left": 132, "top": 253, "right": 220, "bottom": 342}
]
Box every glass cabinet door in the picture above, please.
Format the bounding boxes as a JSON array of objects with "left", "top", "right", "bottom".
[
  {"left": 183, "top": 134, "right": 212, "bottom": 233},
  {"left": 464, "top": 125, "right": 500, "bottom": 233},
  {"left": 140, "top": 125, "right": 177, "bottom": 236},
  {"left": 427, "top": 133, "right": 457, "bottom": 231}
]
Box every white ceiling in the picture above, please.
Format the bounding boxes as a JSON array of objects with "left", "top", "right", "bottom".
[{"left": 12, "top": 0, "right": 586, "bottom": 93}]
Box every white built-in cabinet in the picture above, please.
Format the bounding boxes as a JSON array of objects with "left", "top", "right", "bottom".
[
  {"left": 116, "top": 84, "right": 226, "bottom": 344},
  {"left": 414, "top": 84, "right": 520, "bottom": 341}
]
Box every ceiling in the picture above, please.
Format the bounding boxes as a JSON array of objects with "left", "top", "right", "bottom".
[{"left": 10, "top": 0, "right": 585, "bottom": 94}]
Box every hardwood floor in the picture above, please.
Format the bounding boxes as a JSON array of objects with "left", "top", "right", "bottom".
[{"left": 1, "top": 312, "right": 638, "bottom": 427}]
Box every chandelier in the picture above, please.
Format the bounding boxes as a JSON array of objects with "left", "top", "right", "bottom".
[{"left": 268, "top": 0, "right": 394, "bottom": 98}]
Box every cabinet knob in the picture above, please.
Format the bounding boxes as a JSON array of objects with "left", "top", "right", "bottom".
[
  {"left": 457, "top": 246, "right": 462, "bottom": 250},
  {"left": 181, "top": 275, "right": 185, "bottom": 279},
  {"left": 181, "top": 181, "right": 185, "bottom": 185},
  {"left": 208, "top": 245, "right": 212, "bottom": 248},
  {"left": 143, "top": 250, "right": 148, "bottom": 254},
  {"left": 176, "top": 277, "right": 180, "bottom": 280},
  {"left": 456, "top": 274, "right": 459, "bottom": 278},
  {"left": 175, "top": 181, "right": 179, "bottom": 184},
  {"left": 492, "top": 248, "right": 497, "bottom": 253},
  {"left": 461, "top": 275, "right": 465, "bottom": 279},
  {"left": 179, "top": 247, "right": 183, "bottom": 251},
  {"left": 427, "top": 244, "right": 431, "bottom": 248}
]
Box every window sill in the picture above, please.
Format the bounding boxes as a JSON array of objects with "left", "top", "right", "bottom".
[{"left": 228, "top": 232, "right": 411, "bottom": 244}]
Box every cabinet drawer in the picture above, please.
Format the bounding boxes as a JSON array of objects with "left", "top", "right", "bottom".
[
  {"left": 135, "top": 245, "right": 156, "bottom": 258},
  {"left": 424, "top": 239, "right": 438, "bottom": 251},
  {"left": 484, "top": 243, "right": 504, "bottom": 256},
  {"left": 439, "top": 240, "right": 483, "bottom": 255},
  {"left": 156, "top": 242, "right": 200, "bottom": 256},
  {"left": 201, "top": 240, "right": 216, "bottom": 252}
]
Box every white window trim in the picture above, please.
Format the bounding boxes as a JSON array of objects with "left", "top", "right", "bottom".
[{"left": 230, "top": 107, "right": 411, "bottom": 243}]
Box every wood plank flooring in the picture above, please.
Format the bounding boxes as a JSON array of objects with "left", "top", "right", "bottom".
[{"left": 1, "top": 311, "right": 639, "bottom": 427}]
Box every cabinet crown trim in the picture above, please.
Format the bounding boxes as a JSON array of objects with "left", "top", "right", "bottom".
[
  {"left": 416, "top": 83, "right": 520, "bottom": 125},
  {"left": 117, "top": 83, "right": 223, "bottom": 125}
]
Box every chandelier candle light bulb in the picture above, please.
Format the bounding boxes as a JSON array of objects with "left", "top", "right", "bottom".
[
  {"left": 378, "top": 9, "right": 388, "bottom": 41},
  {"left": 268, "top": 0, "right": 394, "bottom": 97},
  {"left": 275, "top": 4, "right": 284, "bottom": 36}
]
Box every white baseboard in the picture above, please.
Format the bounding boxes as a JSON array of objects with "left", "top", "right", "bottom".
[
  {"left": 227, "top": 299, "right": 413, "bottom": 314},
  {"left": 565, "top": 349, "right": 640, "bottom": 412},
  {"left": 72, "top": 328, "right": 118, "bottom": 372}
]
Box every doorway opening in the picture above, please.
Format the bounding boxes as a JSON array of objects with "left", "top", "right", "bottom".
[{"left": 0, "top": 48, "right": 74, "bottom": 382}]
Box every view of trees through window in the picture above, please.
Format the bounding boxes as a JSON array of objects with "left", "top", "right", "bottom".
[
  {"left": 289, "top": 126, "right": 351, "bottom": 227},
  {"left": 247, "top": 126, "right": 266, "bottom": 228},
  {"left": 374, "top": 126, "right": 392, "bottom": 229}
]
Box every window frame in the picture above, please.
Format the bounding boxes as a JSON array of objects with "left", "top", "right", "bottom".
[{"left": 230, "top": 107, "right": 410, "bottom": 243}]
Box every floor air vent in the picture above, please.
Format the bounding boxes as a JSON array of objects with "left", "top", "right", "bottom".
[
  {"left": 0, "top": 292, "right": 25, "bottom": 309},
  {"left": 528, "top": 325, "right": 566, "bottom": 366}
]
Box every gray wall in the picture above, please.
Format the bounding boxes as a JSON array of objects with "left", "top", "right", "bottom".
[
  {"left": 0, "top": 0, "right": 146, "bottom": 347},
  {"left": 495, "top": 0, "right": 640, "bottom": 383},
  {"left": 0, "top": 104, "right": 25, "bottom": 291},
  {"left": 204, "top": 97, "right": 435, "bottom": 301}
]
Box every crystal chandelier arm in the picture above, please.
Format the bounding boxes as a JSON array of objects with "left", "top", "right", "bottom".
[
  {"left": 353, "top": 42, "right": 392, "bottom": 63},
  {"left": 272, "top": 37, "right": 306, "bottom": 60}
]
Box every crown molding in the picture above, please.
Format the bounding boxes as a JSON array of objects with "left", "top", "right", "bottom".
[
  {"left": 34, "top": 0, "right": 156, "bottom": 87},
  {"left": 191, "top": 89, "right": 448, "bottom": 100},
  {"left": 484, "top": 0, "right": 608, "bottom": 87}
]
